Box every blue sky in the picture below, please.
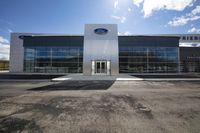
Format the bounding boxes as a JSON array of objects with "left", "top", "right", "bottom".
[{"left": 0, "top": 0, "right": 200, "bottom": 60}]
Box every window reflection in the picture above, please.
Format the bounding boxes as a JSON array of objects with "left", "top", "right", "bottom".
[
  {"left": 119, "top": 47, "right": 179, "bottom": 73},
  {"left": 24, "top": 47, "right": 83, "bottom": 73}
]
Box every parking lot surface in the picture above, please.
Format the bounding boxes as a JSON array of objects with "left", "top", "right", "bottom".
[
  {"left": 0, "top": 80, "right": 200, "bottom": 133},
  {"left": 0, "top": 74, "right": 64, "bottom": 80}
]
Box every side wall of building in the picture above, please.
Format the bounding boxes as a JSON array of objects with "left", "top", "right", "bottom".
[{"left": 9, "top": 33, "right": 24, "bottom": 73}]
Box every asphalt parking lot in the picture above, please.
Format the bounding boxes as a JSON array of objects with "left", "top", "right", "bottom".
[
  {"left": 0, "top": 74, "right": 64, "bottom": 80},
  {"left": 0, "top": 80, "right": 200, "bottom": 133}
]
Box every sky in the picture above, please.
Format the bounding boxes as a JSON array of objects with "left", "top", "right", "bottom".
[{"left": 0, "top": 0, "right": 200, "bottom": 60}]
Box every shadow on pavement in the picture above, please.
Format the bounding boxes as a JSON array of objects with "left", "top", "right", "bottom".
[
  {"left": 28, "top": 80, "right": 115, "bottom": 91},
  {"left": 0, "top": 74, "right": 64, "bottom": 80}
]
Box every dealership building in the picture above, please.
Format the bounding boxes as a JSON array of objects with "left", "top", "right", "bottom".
[{"left": 9, "top": 24, "right": 200, "bottom": 75}]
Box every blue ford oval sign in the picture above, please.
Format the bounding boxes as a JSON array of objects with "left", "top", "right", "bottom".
[
  {"left": 94, "top": 28, "right": 108, "bottom": 35},
  {"left": 18, "top": 35, "right": 31, "bottom": 39}
]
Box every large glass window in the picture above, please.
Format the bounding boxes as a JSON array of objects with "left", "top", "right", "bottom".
[
  {"left": 181, "top": 57, "right": 200, "bottom": 72},
  {"left": 119, "top": 47, "right": 179, "bottom": 73},
  {"left": 24, "top": 47, "right": 83, "bottom": 73}
]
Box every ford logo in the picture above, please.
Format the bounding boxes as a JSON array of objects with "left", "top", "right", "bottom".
[
  {"left": 94, "top": 28, "right": 108, "bottom": 35},
  {"left": 19, "top": 35, "right": 32, "bottom": 39}
]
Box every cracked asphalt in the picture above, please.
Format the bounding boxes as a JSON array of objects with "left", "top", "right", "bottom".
[{"left": 0, "top": 80, "right": 200, "bottom": 133}]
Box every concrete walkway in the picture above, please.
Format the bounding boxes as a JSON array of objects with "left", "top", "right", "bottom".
[
  {"left": 0, "top": 71, "right": 9, "bottom": 73},
  {"left": 52, "top": 74, "right": 143, "bottom": 81},
  {"left": 52, "top": 74, "right": 200, "bottom": 81}
]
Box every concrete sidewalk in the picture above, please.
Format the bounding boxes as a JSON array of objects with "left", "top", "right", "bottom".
[
  {"left": 52, "top": 74, "right": 143, "bottom": 81},
  {"left": 0, "top": 71, "right": 9, "bottom": 73},
  {"left": 52, "top": 74, "right": 200, "bottom": 81}
]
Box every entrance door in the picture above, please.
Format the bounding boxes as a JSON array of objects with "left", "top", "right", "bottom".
[
  {"left": 95, "top": 61, "right": 107, "bottom": 74},
  {"left": 92, "top": 60, "right": 110, "bottom": 75}
]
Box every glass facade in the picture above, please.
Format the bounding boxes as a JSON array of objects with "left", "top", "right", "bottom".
[
  {"left": 119, "top": 47, "right": 179, "bottom": 73},
  {"left": 180, "top": 47, "right": 200, "bottom": 73},
  {"left": 24, "top": 47, "right": 83, "bottom": 73},
  {"left": 181, "top": 61, "right": 200, "bottom": 72},
  {"left": 22, "top": 35, "right": 180, "bottom": 74}
]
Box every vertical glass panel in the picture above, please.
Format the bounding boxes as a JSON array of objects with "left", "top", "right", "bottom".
[
  {"left": 101, "top": 62, "right": 106, "bottom": 73},
  {"left": 96, "top": 62, "right": 100, "bottom": 73}
]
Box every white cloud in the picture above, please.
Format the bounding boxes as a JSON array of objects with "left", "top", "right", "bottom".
[
  {"left": 132, "top": 0, "right": 195, "bottom": 18},
  {"left": 0, "top": 36, "right": 9, "bottom": 44},
  {"left": 0, "top": 36, "right": 10, "bottom": 60},
  {"left": 168, "top": 15, "right": 200, "bottom": 26},
  {"left": 168, "top": 5, "right": 200, "bottom": 27},
  {"left": 118, "top": 31, "right": 132, "bottom": 35},
  {"left": 123, "top": 31, "right": 132, "bottom": 35},
  {"left": 191, "top": 5, "right": 200, "bottom": 15},
  {"left": 188, "top": 27, "right": 200, "bottom": 33},
  {"left": 188, "top": 27, "right": 196, "bottom": 33},
  {"left": 111, "top": 15, "right": 126, "bottom": 23},
  {"left": 114, "top": 0, "right": 119, "bottom": 9},
  {"left": 112, "top": 1, "right": 131, "bottom": 23},
  {"left": 8, "top": 29, "right": 13, "bottom": 33},
  {"left": 132, "top": 0, "right": 144, "bottom": 7}
]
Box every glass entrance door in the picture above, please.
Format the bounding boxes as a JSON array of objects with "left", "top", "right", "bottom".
[
  {"left": 95, "top": 61, "right": 107, "bottom": 74},
  {"left": 91, "top": 60, "right": 110, "bottom": 75}
]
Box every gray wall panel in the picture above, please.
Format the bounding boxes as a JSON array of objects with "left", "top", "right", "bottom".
[
  {"left": 83, "top": 24, "right": 119, "bottom": 75},
  {"left": 9, "top": 33, "right": 24, "bottom": 72}
]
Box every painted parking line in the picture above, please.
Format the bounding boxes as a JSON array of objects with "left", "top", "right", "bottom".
[
  {"left": 116, "top": 78, "right": 144, "bottom": 81},
  {"left": 52, "top": 78, "right": 71, "bottom": 81},
  {"left": 143, "top": 78, "right": 200, "bottom": 81}
]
